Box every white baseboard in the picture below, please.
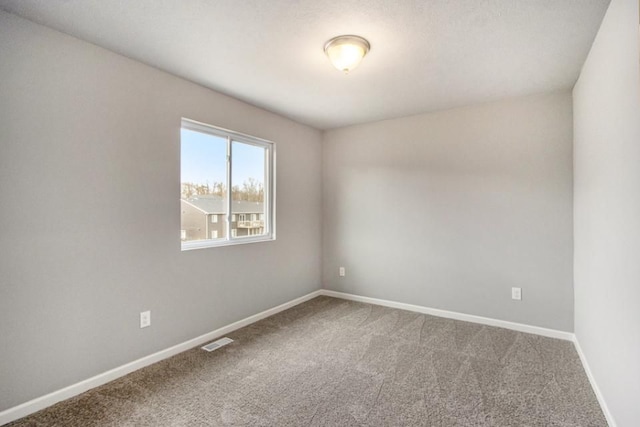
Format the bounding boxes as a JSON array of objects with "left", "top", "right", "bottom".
[
  {"left": 321, "top": 290, "right": 615, "bottom": 425},
  {"left": 2, "top": 288, "right": 612, "bottom": 426},
  {"left": 320, "top": 290, "right": 575, "bottom": 341},
  {"left": 573, "top": 337, "right": 617, "bottom": 427},
  {"left": 0, "top": 290, "right": 322, "bottom": 426}
]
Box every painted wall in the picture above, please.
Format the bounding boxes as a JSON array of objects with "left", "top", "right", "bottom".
[
  {"left": 0, "top": 11, "right": 322, "bottom": 411},
  {"left": 573, "top": 0, "right": 640, "bottom": 424},
  {"left": 323, "top": 92, "right": 574, "bottom": 331}
]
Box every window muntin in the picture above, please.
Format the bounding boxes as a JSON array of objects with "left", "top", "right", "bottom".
[{"left": 180, "top": 119, "right": 275, "bottom": 250}]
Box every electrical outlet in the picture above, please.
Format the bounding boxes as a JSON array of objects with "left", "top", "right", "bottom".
[
  {"left": 339, "top": 267, "right": 346, "bottom": 277},
  {"left": 511, "top": 287, "right": 522, "bottom": 301},
  {"left": 140, "top": 310, "right": 151, "bottom": 328}
]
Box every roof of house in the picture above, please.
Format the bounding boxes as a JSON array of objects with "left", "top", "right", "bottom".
[{"left": 182, "top": 196, "right": 263, "bottom": 214}]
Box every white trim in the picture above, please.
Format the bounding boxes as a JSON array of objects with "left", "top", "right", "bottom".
[
  {"left": 0, "top": 290, "right": 322, "bottom": 426},
  {"left": 323, "top": 290, "right": 614, "bottom": 422},
  {"left": 2, "top": 289, "right": 612, "bottom": 426},
  {"left": 573, "top": 337, "right": 617, "bottom": 427},
  {"left": 320, "top": 290, "right": 575, "bottom": 341},
  {"left": 181, "top": 233, "right": 274, "bottom": 251},
  {"left": 181, "top": 118, "right": 273, "bottom": 146}
]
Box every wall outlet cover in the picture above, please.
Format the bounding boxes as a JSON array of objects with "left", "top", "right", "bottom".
[
  {"left": 511, "top": 287, "right": 522, "bottom": 301},
  {"left": 140, "top": 310, "right": 151, "bottom": 328}
]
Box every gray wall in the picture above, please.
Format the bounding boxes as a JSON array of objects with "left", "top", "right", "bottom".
[
  {"left": 573, "top": 0, "right": 640, "bottom": 425},
  {"left": 0, "top": 11, "right": 322, "bottom": 411},
  {"left": 323, "top": 92, "right": 574, "bottom": 331}
]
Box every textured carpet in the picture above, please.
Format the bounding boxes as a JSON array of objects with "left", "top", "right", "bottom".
[{"left": 8, "top": 296, "right": 607, "bottom": 426}]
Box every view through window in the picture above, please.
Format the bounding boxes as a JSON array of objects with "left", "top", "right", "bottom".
[{"left": 180, "top": 119, "right": 274, "bottom": 249}]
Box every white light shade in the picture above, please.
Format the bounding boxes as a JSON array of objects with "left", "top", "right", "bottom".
[{"left": 324, "top": 35, "right": 370, "bottom": 73}]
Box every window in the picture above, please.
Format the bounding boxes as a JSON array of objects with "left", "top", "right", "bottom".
[
  {"left": 181, "top": 119, "right": 275, "bottom": 250},
  {"left": 248, "top": 228, "right": 263, "bottom": 236}
]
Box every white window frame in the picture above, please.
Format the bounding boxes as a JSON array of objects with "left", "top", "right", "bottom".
[
  {"left": 181, "top": 118, "right": 276, "bottom": 250},
  {"left": 211, "top": 214, "right": 218, "bottom": 223}
]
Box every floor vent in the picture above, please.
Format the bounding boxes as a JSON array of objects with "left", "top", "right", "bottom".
[{"left": 202, "top": 337, "right": 234, "bottom": 352}]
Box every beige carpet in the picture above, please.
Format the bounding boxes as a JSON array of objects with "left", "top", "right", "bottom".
[{"left": 8, "top": 296, "right": 607, "bottom": 426}]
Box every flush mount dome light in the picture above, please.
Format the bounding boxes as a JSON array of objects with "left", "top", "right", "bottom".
[{"left": 324, "top": 35, "right": 370, "bottom": 73}]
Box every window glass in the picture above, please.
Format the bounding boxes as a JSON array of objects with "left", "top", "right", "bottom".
[
  {"left": 231, "top": 141, "right": 267, "bottom": 238},
  {"left": 180, "top": 128, "right": 227, "bottom": 242}
]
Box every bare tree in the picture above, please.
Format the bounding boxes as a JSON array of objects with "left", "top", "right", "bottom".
[{"left": 182, "top": 179, "right": 262, "bottom": 202}]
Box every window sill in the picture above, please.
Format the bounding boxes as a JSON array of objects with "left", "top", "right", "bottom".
[{"left": 181, "top": 235, "right": 275, "bottom": 251}]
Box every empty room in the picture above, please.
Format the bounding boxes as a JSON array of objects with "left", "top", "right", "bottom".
[{"left": 0, "top": 0, "right": 638, "bottom": 426}]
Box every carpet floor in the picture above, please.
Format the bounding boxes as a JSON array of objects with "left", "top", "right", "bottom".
[{"left": 8, "top": 296, "right": 607, "bottom": 426}]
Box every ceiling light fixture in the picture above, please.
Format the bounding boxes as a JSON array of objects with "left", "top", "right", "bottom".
[{"left": 324, "top": 35, "right": 370, "bottom": 74}]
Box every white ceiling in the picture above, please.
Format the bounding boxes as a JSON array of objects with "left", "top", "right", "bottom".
[{"left": 0, "top": 0, "right": 609, "bottom": 130}]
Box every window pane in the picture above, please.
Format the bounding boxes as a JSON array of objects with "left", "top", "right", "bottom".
[
  {"left": 180, "top": 129, "right": 227, "bottom": 242},
  {"left": 231, "top": 141, "right": 266, "bottom": 238}
]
